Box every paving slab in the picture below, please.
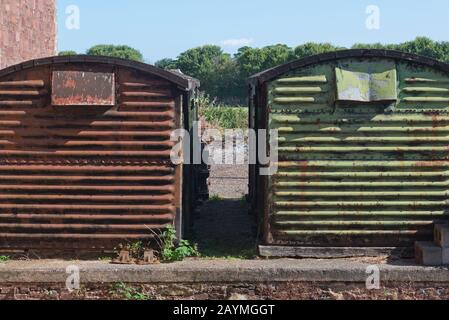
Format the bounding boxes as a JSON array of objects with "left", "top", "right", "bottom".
[
  {"left": 1, "top": 258, "right": 449, "bottom": 284},
  {"left": 415, "top": 242, "right": 443, "bottom": 266},
  {"left": 443, "top": 249, "right": 449, "bottom": 265}
]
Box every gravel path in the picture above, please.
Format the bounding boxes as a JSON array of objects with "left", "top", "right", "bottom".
[
  {"left": 206, "top": 137, "right": 248, "bottom": 199},
  {"left": 208, "top": 164, "right": 248, "bottom": 199}
]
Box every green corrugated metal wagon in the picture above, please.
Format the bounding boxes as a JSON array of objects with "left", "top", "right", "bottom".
[{"left": 248, "top": 50, "right": 449, "bottom": 258}]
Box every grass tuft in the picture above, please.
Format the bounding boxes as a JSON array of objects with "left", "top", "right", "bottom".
[{"left": 110, "top": 283, "right": 152, "bottom": 300}]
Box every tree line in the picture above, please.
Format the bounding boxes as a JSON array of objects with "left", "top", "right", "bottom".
[{"left": 60, "top": 37, "right": 449, "bottom": 104}]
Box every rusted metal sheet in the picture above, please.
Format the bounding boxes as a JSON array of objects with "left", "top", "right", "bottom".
[
  {"left": 52, "top": 71, "right": 115, "bottom": 106},
  {"left": 0, "top": 56, "right": 205, "bottom": 252},
  {"left": 249, "top": 50, "right": 449, "bottom": 250}
]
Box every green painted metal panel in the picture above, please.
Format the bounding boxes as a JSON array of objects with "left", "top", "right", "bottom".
[
  {"left": 266, "top": 57, "right": 449, "bottom": 247},
  {"left": 336, "top": 60, "right": 397, "bottom": 102}
]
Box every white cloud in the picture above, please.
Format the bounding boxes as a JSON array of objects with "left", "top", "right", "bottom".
[{"left": 220, "top": 38, "right": 254, "bottom": 47}]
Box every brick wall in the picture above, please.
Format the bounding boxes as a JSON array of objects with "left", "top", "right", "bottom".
[{"left": 0, "top": 0, "right": 56, "bottom": 69}]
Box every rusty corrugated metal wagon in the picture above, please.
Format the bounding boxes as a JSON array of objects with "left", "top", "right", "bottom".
[
  {"left": 249, "top": 50, "right": 449, "bottom": 257},
  {"left": 0, "top": 55, "right": 207, "bottom": 253}
]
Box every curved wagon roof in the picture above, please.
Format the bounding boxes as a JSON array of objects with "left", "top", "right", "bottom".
[
  {"left": 248, "top": 49, "right": 449, "bottom": 85},
  {"left": 0, "top": 55, "right": 200, "bottom": 91}
]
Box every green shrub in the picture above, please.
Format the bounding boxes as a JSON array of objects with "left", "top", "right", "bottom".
[
  {"left": 202, "top": 106, "right": 248, "bottom": 130},
  {"left": 58, "top": 50, "right": 78, "bottom": 56},
  {"left": 86, "top": 45, "right": 143, "bottom": 62},
  {"left": 160, "top": 225, "right": 199, "bottom": 262},
  {"left": 209, "top": 194, "right": 222, "bottom": 202},
  {"left": 197, "top": 92, "right": 248, "bottom": 129},
  {"left": 0, "top": 256, "right": 9, "bottom": 263}
]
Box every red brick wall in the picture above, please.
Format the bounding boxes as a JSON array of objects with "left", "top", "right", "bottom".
[{"left": 0, "top": 0, "right": 56, "bottom": 69}]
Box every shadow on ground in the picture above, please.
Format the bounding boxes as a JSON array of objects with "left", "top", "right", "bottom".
[{"left": 190, "top": 199, "right": 258, "bottom": 259}]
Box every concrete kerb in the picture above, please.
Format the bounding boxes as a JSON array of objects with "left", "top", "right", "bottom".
[{"left": 1, "top": 259, "right": 449, "bottom": 284}]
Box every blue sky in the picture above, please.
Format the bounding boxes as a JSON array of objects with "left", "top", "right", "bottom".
[{"left": 57, "top": 0, "right": 449, "bottom": 63}]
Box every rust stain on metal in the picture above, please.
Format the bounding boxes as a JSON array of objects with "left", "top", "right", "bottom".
[
  {"left": 250, "top": 50, "right": 449, "bottom": 250},
  {"left": 51, "top": 71, "right": 115, "bottom": 106},
  {"left": 0, "top": 56, "right": 206, "bottom": 252}
]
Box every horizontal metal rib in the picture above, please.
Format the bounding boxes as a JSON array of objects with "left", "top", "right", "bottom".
[
  {"left": 0, "top": 90, "right": 46, "bottom": 96},
  {"left": 0, "top": 150, "right": 173, "bottom": 156},
  {"left": 74, "top": 130, "right": 172, "bottom": 138},
  {"left": 274, "top": 201, "right": 448, "bottom": 208},
  {"left": 0, "top": 214, "right": 174, "bottom": 221},
  {"left": 0, "top": 175, "right": 174, "bottom": 182},
  {"left": 276, "top": 76, "right": 328, "bottom": 84},
  {"left": 275, "top": 172, "right": 449, "bottom": 178},
  {"left": 274, "top": 87, "right": 325, "bottom": 94},
  {"left": 274, "top": 181, "right": 449, "bottom": 188},
  {"left": 103, "top": 110, "right": 174, "bottom": 118},
  {"left": 277, "top": 136, "right": 449, "bottom": 143},
  {"left": 273, "top": 221, "right": 435, "bottom": 227},
  {"left": 277, "top": 146, "right": 449, "bottom": 152},
  {"left": 402, "top": 87, "right": 449, "bottom": 93},
  {"left": 0, "top": 204, "right": 176, "bottom": 211},
  {"left": 405, "top": 78, "right": 449, "bottom": 84},
  {"left": 121, "top": 81, "right": 170, "bottom": 88},
  {"left": 0, "top": 140, "right": 175, "bottom": 148},
  {"left": 273, "top": 97, "right": 319, "bottom": 104},
  {"left": 121, "top": 101, "right": 175, "bottom": 108},
  {"left": 0, "top": 120, "right": 175, "bottom": 129},
  {"left": 403, "top": 97, "right": 449, "bottom": 103},
  {"left": 0, "top": 111, "right": 27, "bottom": 116},
  {"left": 276, "top": 126, "right": 449, "bottom": 133},
  {"left": 2, "top": 164, "right": 171, "bottom": 171},
  {"left": 276, "top": 161, "right": 449, "bottom": 168},
  {"left": 0, "top": 223, "right": 170, "bottom": 232},
  {"left": 0, "top": 194, "right": 174, "bottom": 201},
  {"left": 274, "top": 191, "right": 449, "bottom": 197},
  {"left": 274, "top": 230, "right": 431, "bottom": 236},
  {"left": 272, "top": 114, "right": 449, "bottom": 124},
  {"left": 0, "top": 185, "right": 174, "bottom": 192},
  {"left": 0, "top": 101, "right": 39, "bottom": 106},
  {"left": 0, "top": 233, "right": 156, "bottom": 240},
  {"left": 121, "top": 92, "right": 170, "bottom": 98},
  {"left": 0, "top": 80, "right": 45, "bottom": 88},
  {"left": 0, "top": 165, "right": 173, "bottom": 172},
  {"left": 274, "top": 211, "right": 447, "bottom": 217}
]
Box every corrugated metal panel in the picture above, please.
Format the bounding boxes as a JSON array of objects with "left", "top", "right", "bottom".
[
  {"left": 0, "top": 57, "right": 196, "bottom": 251},
  {"left": 264, "top": 56, "right": 449, "bottom": 247}
]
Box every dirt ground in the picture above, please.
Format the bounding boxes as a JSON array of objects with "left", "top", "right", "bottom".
[
  {"left": 191, "top": 197, "right": 257, "bottom": 259},
  {"left": 191, "top": 147, "right": 256, "bottom": 258},
  {"left": 189, "top": 137, "right": 257, "bottom": 259}
]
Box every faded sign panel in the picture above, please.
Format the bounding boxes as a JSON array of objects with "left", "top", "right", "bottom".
[
  {"left": 52, "top": 71, "right": 115, "bottom": 106},
  {"left": 336, "top": 60, "right": 397, "bottom": 102}
]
